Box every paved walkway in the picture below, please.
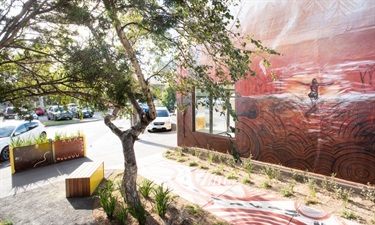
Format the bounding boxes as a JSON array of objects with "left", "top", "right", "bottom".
[
  {"left": 138, "top": 154, "right": 359, "bottom": 225},
  {"left": 0, "top": 152, "right": 360, "bottom": 225}
]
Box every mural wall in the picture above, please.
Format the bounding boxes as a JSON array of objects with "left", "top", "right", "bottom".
[{"left": 177, "top": 0, "right": 375, "bottom": 184}]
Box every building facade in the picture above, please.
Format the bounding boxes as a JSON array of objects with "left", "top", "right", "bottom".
[{"left": 177, "top": 0, "right": 375, "bottom": 185}]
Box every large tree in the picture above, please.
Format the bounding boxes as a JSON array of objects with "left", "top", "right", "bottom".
[{"left": 0, "top": 0, "right": 277, "bottom": 215}]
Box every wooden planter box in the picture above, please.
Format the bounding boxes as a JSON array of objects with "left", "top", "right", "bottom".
[
  {"left": 10, "top": 141, "right": 53, "bottom": 173},
  {"left": 53, "top": 136, "right": 86, "bottom": 163}
]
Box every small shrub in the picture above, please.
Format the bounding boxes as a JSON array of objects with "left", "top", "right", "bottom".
[
  {"left": 307, "top": 177, "right": 317, "bottom": 198},
  {"left": 360, "top": 182, "right": 375, "bottom": 203},
  {"left": 261, "top": 180, "right": 272, "bottom": 189},
  {"left": 322, "top": 173, "right": 337, "bottom": 192},
  {"left": 305, "top": 196, "right": 319, "bottom": 205},
  {"left": 189, "top": 161, "right": 198, "bottom": 167},
  {"left": 127, "top": 201, "right": 147, "bottom": 225},
  {"left": 138, "top": 179, "right": 154, "bottom": 198},
  {"left": 153, "top": 184, "right": 174, "bottom": 217},
  {"left": 291, "top": 170, "right": 304, "bottom": 183},
  {"left": 243, "top": 159, "right": 254, "bottom": 179},
  {"left": 164, "top": 151, "right": 175, "bottom": 160},
  {"left": 194, "top": 148, "right": 202, "bottom": 158},
  {"left": 340, "top": 209, "right": 358, "bottom": 220},
  {"left": 177, "top": 148, "right": 184, "bottom": 157},
  {"left": 177, "top": 158, "right": 186, "bottom": 163},
  {"left": 98, "top": 181, "right": 117, "bottom": 218},
  {"left": 242, "top": 178, "right": 254, "bottom": 185},
  {"left": 335, "top": 187, "right": 354, "bottom": 207},
  {"left": 211, "top": 168, "right": 222, "bottom": 175},
  {"left": 199, "top": 165, "right": 209, "bottom": 170},
  {"left": 207, "top": 152, "right": 214, "bottom": 164},
  {"left": 185, "top": 204, "right": 203, "bottom": 216},
  {"left": 211, "top": 164, "right": 224, "bottom": 175},
  {"left": 116, "top": 207, "right": 128, "bottom": 225},
  {"left": 227, "top": 172, "right": 237, "bottom": 180},
  {"left": 261, "top": 165, "right": 281, "bottom": 181},
  {"left": 280, "top": 184, "right": 294, "bottom": 197},
  {"left": 0, "top": 219, "right": 13, "bottom": 225}
]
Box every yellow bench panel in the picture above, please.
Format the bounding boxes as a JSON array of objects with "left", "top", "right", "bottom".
[{"left": 65, "top": 161, "right": 104, "bottom": 198}]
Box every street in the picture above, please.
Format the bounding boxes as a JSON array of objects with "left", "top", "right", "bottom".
[{"left": 0, "top": 114, "right": 177, "bottom": 170}]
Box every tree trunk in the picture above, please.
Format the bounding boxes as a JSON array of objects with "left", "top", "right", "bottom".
[
  {"left": 121, "top": 131, "right": 139, "bottom": 207},
  {"left": 104, "top": 113, "right": 141, "bottom": 208},
  {"left": 102, "top": 0, "right": 156, "bottom": 210}
]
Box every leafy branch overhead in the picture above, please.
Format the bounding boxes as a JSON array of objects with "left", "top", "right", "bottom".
[{"left": 0, "top": 0, "right": 277, "bottom": 108}]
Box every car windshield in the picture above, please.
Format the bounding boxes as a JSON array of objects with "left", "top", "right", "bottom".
[
  {"left": 156, "top": 109, "right": 169, "bottom": 117},
  {"left": 0, "top": 126, "right": 15, "bottom": 138},
  {"left": 54, "top": 107, "right": 65, "bottom": 112}
]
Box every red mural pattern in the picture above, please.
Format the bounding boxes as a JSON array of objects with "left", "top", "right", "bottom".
[{"left": 177, "top": 0, "right": 375, "bottom": 184}]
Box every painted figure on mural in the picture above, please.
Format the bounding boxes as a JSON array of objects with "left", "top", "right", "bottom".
[
  {"left": 308, "top": 78, "right": 319, "bottom": 105},
  {"left": 298, "top": 78, "right": 333, "bottom": 117}
]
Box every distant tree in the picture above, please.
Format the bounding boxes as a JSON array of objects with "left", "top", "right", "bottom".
[{"left": 162, "top": 86, "right": 176, "bottom": 112}]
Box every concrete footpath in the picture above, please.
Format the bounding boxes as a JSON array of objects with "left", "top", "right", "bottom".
[{"left": 0, "top": 151, "right": 359, "bottom": 225}]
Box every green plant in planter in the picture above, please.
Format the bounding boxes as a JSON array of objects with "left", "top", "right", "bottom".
[
  {"left": 334, "top": 187, "right": 354, "bottom": 208},
  {"left": 262, "top": 165, "right": 281, "bottom": 181},
  {"left": 0, "top": 219, "right": 13, "bottom": 225},
  {"left": 189, "top": 161, "right": 199, "bottom": 167},
  {"left": 153, "top": 183, "right": 174, "bottom": 217},
  {"left": 53, "top": 131, "right": 66, "bottom": 141},
  {"left": 185, "top": 204, "right": 203, "bottom": 216},
  {"left": 98, "top": 180, "right": 117, "bottom": 219},
  {"left": 243, "top": 155, "right": 254, "bottom": 179},
  {"left": 115, "top": 206, "right": 128, "bottom": 224},
  {"left": 54, "top": 130, "right": 83, "bottom": 141},
  {"left": 360, "top": 182, "right": 375, "bottom": 203},
  {"left": 340, "top": 209, "right": 358, "bottom": 220},
  {"left": 53, "top": 130, "right": 85, "bottom": 162},
  {"left": 280, "top": 183, "right": 295, "bottom": 197},
  {"left": 10, "top": 134, "right": 49, "bottom": 148},
  {"left": 127, "top": 200, "right": 147, "bottom": 225},
  {"left": 138, "top": 179, "right": 154, "bottom": 199}
]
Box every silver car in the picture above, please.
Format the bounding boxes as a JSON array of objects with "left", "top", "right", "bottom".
[{"left": 47, "top": 105, "right": 73, "bottom": 121}]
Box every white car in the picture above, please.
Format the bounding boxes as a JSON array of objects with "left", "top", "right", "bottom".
[
  {"left": 147, "top": 107, "right": 172, "bottom": 132},
  {"left": 0, "top": 120, "right": 47, "bottom": 161}
]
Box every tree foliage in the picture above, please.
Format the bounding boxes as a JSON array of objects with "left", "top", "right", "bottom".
[{"left": 162, "top": 85, "right": 176, "bottom": 112}]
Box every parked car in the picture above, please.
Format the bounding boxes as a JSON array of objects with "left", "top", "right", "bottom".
[
  {"left": 0, "top": 120, "right": 47, "bottom": 161},
  {"left": 73, "top": 107, "right": 94, "bottom": 118},
  {"left": 34, "top": 107, "right": 44, "bottom": 116},
  {"left": 3, "top": 107, "right": 17, "bottom": 119},
  {"left": 17, "top": 109, "right": 39, "bottom": 120},
  {"left": 147, "top": 107, "right": 172, "bottom": 132},
  {"left": 47, "top": 105, "right": 73, "bottom": 121}
]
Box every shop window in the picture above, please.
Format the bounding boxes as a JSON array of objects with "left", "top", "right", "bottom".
[{"left": 195, "top": 87, "right": 235, "bottom": 137}]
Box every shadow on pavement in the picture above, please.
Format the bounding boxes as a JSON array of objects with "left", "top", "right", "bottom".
[{"left": 11, "top": 157, "right": 93, "bottom": 189}]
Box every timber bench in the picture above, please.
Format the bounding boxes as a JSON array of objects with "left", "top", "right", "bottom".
[{"left": 65, "top": 161, "right": 104, "bottom": 198}]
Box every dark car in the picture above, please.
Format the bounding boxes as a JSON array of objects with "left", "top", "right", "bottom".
[
  {"left": 3, "top": 107, "right": 17, "bottom": 119},
  {"left": 17, "top": 109, "right": 39, "bottom": 120},
  {"left": 74, "top": 107, "right": 93, "bottom": 118}
]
